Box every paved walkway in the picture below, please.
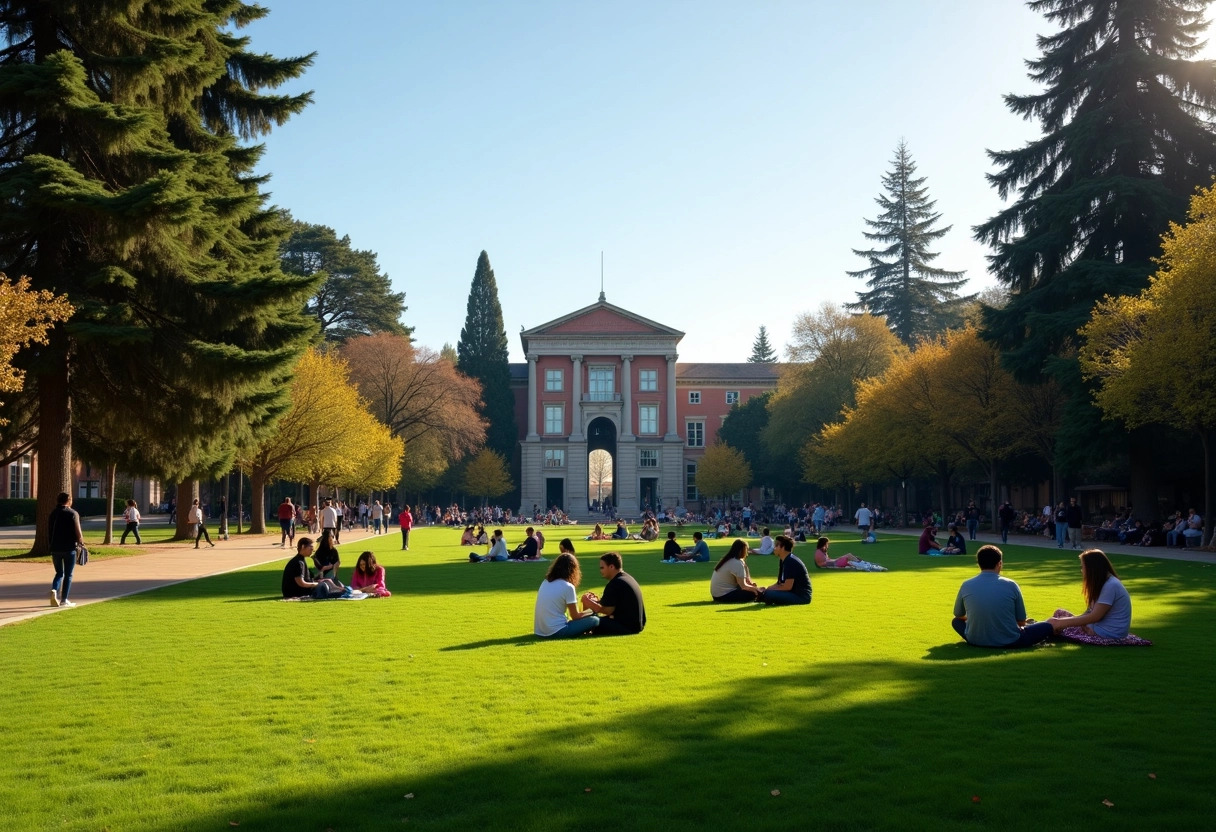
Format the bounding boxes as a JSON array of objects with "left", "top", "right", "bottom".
[{"left": 0, "top": 521, "right": 383, "bottom": 628}]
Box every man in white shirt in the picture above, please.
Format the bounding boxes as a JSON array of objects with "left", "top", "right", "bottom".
[
  {"left": 855, "top": 503, "right": 874, "bottom": 534},
  {"left": 755, "top": 527, "right": 775, "bottom": 555},
  {"left": 320, "top": 499, "right": 339, "bottom": 542}
]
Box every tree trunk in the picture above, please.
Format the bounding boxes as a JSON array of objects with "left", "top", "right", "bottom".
[
  {"left": 32, "top": 351, "right": 72, "bottom": 556},
  {"left": 175, "top": 480, "right": 198, "bottom": 539},
  {"left": 988, "top": 461, "right": 999, "bottom": 532},
  {"left": 1202, "top": 429, "right": 1214, "bottom": 547},
  {"left": 249, "top": 468, "right": 268, "bottom": 534},
  {"left": 237, "top": 469, "right": 244, "bottom": 534},
  {"left": 102, "top": 462, "right": 116, "bottom": 544}
]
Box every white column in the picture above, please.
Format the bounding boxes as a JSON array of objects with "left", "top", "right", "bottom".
[
  {"left": 665, "top": 353, "right": 679, "bottom": 439},
  {"left": 570, "top": 354, "right": 583, "bottom": 440},
  {"left": 526, "top": 354, "right": 538, "bottom": 439},
  {"left": 621, "top": 354, "right": 633, "bottom": 439}
]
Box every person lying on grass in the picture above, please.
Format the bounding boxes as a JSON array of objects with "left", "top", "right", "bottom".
[
  {"left": 1049, "top": 549, "right": 1132, "bottom": 639},
  {"left": 581, "top": 552, "right": 647, "bottom": 635},
  {"left": 951, "top": 545, "right": 1054, "bottom": 648},
  {"left": 812, "top": 537, "right": 888, "bottom": 571},
  {"left": 534, "top": 546, "right": 599, "bottom": 638},
  {"left": 759, "top": 535, "right": 811, "bottom": 606},
  {"left": 710, "top": 539, "right": 763, "bottom": 603},
  {"left": 282, "top": 538, "right": 346, "bottom": 599},
  {"left": 312, "top": 530, "right": 341, "bottom": 581},
  {"left": 350, "top": 551, "right": 391, "bottom": 597}
]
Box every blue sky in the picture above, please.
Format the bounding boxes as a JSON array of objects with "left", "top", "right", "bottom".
[{"left": 243, "top": 1, "right": 1168, "bottom": 362}]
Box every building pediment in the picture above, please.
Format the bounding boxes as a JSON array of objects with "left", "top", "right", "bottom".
[{"left": 521, "top": 299, "right": 683, "bottom": 354}]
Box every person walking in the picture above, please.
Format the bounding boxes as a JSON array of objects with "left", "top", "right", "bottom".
[
  {"left": 190, "top": 498, "right": 214, "bottom": 548},
  {"left": 399, "top": 503, "right": 413, "bottom": 550},
  {"left": 49, "top": 492, "right": 85, "bottom": 608},
  {"left": 120, "top": 499, "right": 142, "bottom": 545}
]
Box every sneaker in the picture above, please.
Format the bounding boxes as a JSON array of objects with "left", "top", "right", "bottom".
[
  {"left": 61, "top": 600, "right": 76, "bottom": 608},
  {"left": 49, "top": 590, "right": 60, "bottom": 607}
]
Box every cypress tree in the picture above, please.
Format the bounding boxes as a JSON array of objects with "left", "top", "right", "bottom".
[
  {"left": 974, "top": 0, "right": 1216, "bottom": 379},
  {"left": 457, "top": 251, "right": 518, "bottom": 465},
  {"left": 847, "top": 141, "right": 968, "bottom": 346},
  {"left": 748, "top": 326, "right": 777, "bottom": 363},
  {"left": 0, "top": 3, "right": 320, "bottom": 551}
]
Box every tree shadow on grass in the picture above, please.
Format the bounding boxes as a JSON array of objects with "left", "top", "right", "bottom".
[
  {"left": 921, "top": 641, "right": 1060, "bottom": 662},
  {"left": 439, "top": 634, "right": 540, "bottom": 651},
  {"left": 222, "top": 595, "right": 285, "bottom": 604},
  {"left": 667, "top": 601, "right": 717, "bottom": 607}
]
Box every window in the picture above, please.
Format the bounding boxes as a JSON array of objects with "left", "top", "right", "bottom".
[
  {"left": 639, "top": 369, "right": 657, "bottom": 391},
  {"left": 686, "top": 463, "right": 698, "bottom": 500},
  {"left": 688, "top": 391, "right": 701, "bottom": 405},
  {"left": 639, "top": 449, "right": 658, "bottom": 468},
  {"left": 544, "top": 449, "right": 565, "bottom": 468},
  {"left": 7, "top": 454, "right": 30, "bottom": 499},
  {"left": 588, "top": 367, "right": 614, "bottom": 401},
  {"left": 544, "top": 405, "right": 564, "bottom": 434},
  {"left": 77, "top": 480, "right": 100, "bottom": 499},
  {"left": 686, "top": 421, "right": 704, "bottom": 447},
  {"left": 638, "top": 404, "right": 658, "bottom": 434},
  {"left": 726, "top": 391, "right": 739, "bottom": 405},
  {"left": 544, "top": 369, "right": 563, "bottom": 391}
]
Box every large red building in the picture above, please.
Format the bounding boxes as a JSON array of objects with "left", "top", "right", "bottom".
[{"left": 510, "top": 296, "right": 778, "bottom": 516}]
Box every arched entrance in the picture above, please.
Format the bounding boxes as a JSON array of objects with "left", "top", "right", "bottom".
[{"left": 587, "top": 416, "right": 617, "bottom": 512}]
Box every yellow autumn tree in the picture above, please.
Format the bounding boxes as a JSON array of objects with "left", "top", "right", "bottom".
[
  {"left": 0, "top": 274, "right": 72, "bottom": 405},
  {"left": 695, "top": 443, "right": 752, "bottom": 505},
  {"left": 462, "top": 449, "right": 513, "bottom": 504},
  {"left": 1081, "top": 183, "right": 1216, "bottom": 545},
  {"left": 340, "top": 422, "right": 405, "bottom": 494}
]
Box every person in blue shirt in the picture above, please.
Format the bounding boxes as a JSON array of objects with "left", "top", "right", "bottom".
[
  {"left": 952, "top": 545, "right": 1054, "bottom": 648},
  {"left": 677, "top": 531, "right": 711, "bottom": 562},
  {"left": 759, "top": 535, "right": 811, "bottom": 606}
]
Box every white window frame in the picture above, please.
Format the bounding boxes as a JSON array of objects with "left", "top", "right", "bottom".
[
  {"left": 544, "top": 404, "right": 564, "bottom": 435},
  {"left": 638, "top": 404, "right": 659, "bottom": 435},
  {"left": 544, "top": 369, "right": 563, "bottom": 392},
  {"left": 686, "top": 420, "right": 705, "bottom": 448},
  {"left": 8, "top": 454, "right": 30, "bottom": 499},
  {"left": 639, "top": 449, "right": 659, "bottom": 468},
  {"left": 726, "top": 390, "right": 739, "bottom": 405},
  {"left": 686, "top": 463, "right": 698, "bottom": 500},
  {"left": 638, "top": 369, "right": 657, "bottom": 392},
  {"left": 544, "top": 449, "right": 565, "bottom": 468},
  {"left": 588, "top": 366, "right": 614, "bottom": 401},
  {"left": 688, "top": 391, "right": 701, "bottom": 404}
]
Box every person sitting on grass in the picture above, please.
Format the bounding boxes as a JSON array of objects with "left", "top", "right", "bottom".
[
  {"left": 755, "top": 527, "right": 775, "bottom": 555},
  {"left": 471, "top": 529, "right": 510, "bottom": 562},
  {"left": 710, "top": 539, "right": 762, "bottom": 603},
  {"left": 1049, "top": 549, "right": 1132, "bottom": 639},
  {"left": 676, "top": 531, "right": 711, "bottom": 562},
  {"left": 813, "top": 537, "right": 863, "bottom": 568},
  {"left": 534, "top": 549, "right": 600, "bottom": 638},
  {"left": 473, "top": 524, "right": 489, "bottom": 545},
  {"left": 459, "top": 526, "right": 476, "bottom": 546},
  {"left": 511, "top": 527, "right": 541, "bottom": 560},
  {"left": 611, "top": 519, "right": 630, "bottom": 540},
  {"left": 951, "top": 545, "right": 1054, "bottom": 648},
  {"left": 662, "top": 531, "right": 682, "bottom": 561},
  {"left": 586, "top": 523, "right": 610, "bottom": 541},
  {"left": 282, "top": 538, "right": 346, "bottom": 599},
  {"left": 581, "top": 552, "right": 647, "bottom": 636},
  {"left": 919, "top": 522, "right": 942, "bottom": 555},
  {"left": 941, "top": 524, "right": 967, "bottom": 556},
  {"left": 350, "top": 551, "right": 391, "bottom": 597},
  {"left": 759, "top": 535, "right": 811, "bottom": 606},
  {"left": 312, "top": 530, "right": 341, "bottom": 581},
  {"left": 638, "top": 518, "right": 660, "bottom": 541}
]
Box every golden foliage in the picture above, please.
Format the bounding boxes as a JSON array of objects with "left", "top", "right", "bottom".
[
  {"left": 462, "top": 448, "right": 513, "bottom": 500},
  {"left": 0, "top": 274, "right": 72, "bottom": 397},
  {"left": 695, "top": 443, "right": 753, "bottom": 500}
]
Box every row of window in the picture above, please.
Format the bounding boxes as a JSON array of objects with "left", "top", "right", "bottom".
[
  {"left": 542, "top": 368, "right": 739, "bottom": 405},
  {"left": 543, "top": 404, "right": 705, "bottom": 446}
]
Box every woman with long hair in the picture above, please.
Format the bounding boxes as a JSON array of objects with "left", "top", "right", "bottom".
[
  {"left": 1050, "top": 549, "right": 1132, "bottom": 638},
  {"left": 312, "top": 529, "right": 340, "bottom": 582},
  {"left": 710, "top": 539, "right": 762, "bottom": 603},
  {"left": 351, "top": 551, "right": 391, "bottom": 597},
  {"left": 534, "top": 548, "right": 599, "bottom": 638},
  {"left": 586, "top": 523, "right": 609, "bottom": 541},
  {"left": 813, "top": 537, "right": 863, "bottom": 568}
]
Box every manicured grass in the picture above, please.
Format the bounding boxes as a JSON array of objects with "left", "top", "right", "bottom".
[
  {"left": 0, "top": 516, "right": 240, "bottom": 561},
  {"left": 2, "top": 527, "right": 1213, "bottom": 831}
]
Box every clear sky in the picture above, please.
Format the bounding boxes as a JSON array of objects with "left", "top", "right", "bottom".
[{"left": 241, "top": 1, "right": 1197, "bottom": 363}]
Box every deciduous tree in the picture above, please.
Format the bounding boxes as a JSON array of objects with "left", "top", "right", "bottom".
[
  {"left": 695, "top": 444, "right": 752, "bottom": 504},
  {"left": 462, "top": 449, "right": 513, "bottom": 504},
  {"left": 0, "top": 275, "right": 71, "bottom": 404}
]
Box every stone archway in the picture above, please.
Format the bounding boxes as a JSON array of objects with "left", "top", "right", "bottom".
[{"left": 587, "top": 416, "right": 617, "bottom": 511}]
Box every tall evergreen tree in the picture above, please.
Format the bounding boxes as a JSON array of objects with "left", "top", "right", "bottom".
[
  {"left": 457, "top": 251, "right": 518, "bottom": 465},
  {"left": 847, "top": 141, "right": 968, "bottom": 346},
  {"left": 283, "top": 220, "right": 411, "bottom": 342},
  {"left": 974, "top": 0, "right": 1216, "bottom": 379},
  {"left": 748, "top": 326, "right": 777, "bottom": 363},
  {"left": 0, "top": 3, "right": 320, "bottom": 551}
]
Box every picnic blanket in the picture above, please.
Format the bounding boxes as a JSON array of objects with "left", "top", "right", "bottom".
[
  {"left": 1051, "top": 609, "right": 1152, "bottom": 646},
  {"left": 282, "top": 591, "right": 370, "bottom": 602}
]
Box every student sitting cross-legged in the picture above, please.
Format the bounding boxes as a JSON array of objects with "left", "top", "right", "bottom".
[
  {"left": 951, "top": 545, "right": 1054, "bottom": 648},
  {"left": 581, "top": 552, "right": 647, "bottom": 636},
  {"left": 534, "top": 545, "right": 599, "bottom": 639},
  {"left": 710, "top": 539, "right": 763, "bottom": 603},
  {"left": 758, "top": 535, "right": 811, "bottom": 606}
]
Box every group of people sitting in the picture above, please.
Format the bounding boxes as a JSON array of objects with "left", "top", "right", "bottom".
[
  {"left": 280, "top": 534, "right": 392, "bottom": 599},
  {"left": 920, "top": 522, "right": 969, "bottom": 555},
  {"left": 952, "top": 545, "right": 1132, "bottom": 647},
  {"left": 584, "top": 518, "right": 662, "bottom": 542},
  {"left": 468, "top": 527, "right": 547, "bottom": 562}
]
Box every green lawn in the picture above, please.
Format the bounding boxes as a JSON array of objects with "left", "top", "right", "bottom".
[
  {"left": 0, "top": 517, "right": 247, "bottom": 561},
  {"left": 2, "top": 526, "right": 1212, "bottom": 831}
]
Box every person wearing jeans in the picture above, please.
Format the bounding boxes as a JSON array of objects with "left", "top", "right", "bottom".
[
  {"left": 1054, "top": 503, "right": 1068, "bottom": 548},
  {"left": 534, "top": 550, "right": 600, "bottom": 638},
  {"left": 48, "top": 491, "right": 85, "bottom": 608},
  {"left": 759, "top": 535, "right": 812, "bottom": 606},
  {"left": 120, "top": 499, "right": 142, "bottom": 545}
]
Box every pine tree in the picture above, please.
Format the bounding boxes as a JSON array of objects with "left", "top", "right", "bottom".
[
  {"left": 284, "top": 220, "right": 411, "bottom": 342},
  {"left": 457, "top": 251, "right": 518, "bottom": 467},
  {"left": 748, "top": 326, "right": 777, "bottom": 363},
  {"left": 847, "top": 141, "right": 968, "bottom": 346},
  {"left": 973, "top": 0, "right": 1216, "bottom": 379},
  {"left": 0, "top": 3, "right": 320, "bottom": 551}
]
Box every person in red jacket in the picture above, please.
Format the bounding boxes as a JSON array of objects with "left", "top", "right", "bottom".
[{"left": 398, "top": 503, "right": 413, "bottom": 551}]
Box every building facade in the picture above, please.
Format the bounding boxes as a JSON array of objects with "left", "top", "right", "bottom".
[{"left": 511, "top": 297, "right": 778, "bottom": 517}]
